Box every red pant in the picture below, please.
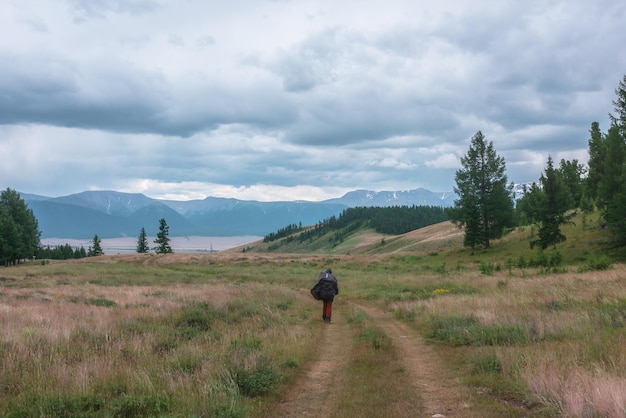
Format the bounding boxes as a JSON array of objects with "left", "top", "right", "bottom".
[{"left": 323, "top": 300, "right": 333, "bottom": 319}]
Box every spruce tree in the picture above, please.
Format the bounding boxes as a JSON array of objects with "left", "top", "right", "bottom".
[
  {"left": 89, "top": 234, "right": 104, "bottom": 256},
  {"left": 154, "top": 218, "right": 173, "bottom": 254},
  {"left": 585, "top": 121, "right": 605, "bottom": 203},
  {"left": 136, "top": 227, "right": 149, "bottom": 253},
  {"left": 0, "top": 188, "right": 41, "bottom": 265},
  {"left": 531, "top": 156, "right": 573, "bottom": 249},
  {"left": 451, "top": 131, "right": 514, "bottom": 254}
]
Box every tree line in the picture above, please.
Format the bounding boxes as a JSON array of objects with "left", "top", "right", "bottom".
[{"left": 450, "top": 75, "right": 626, "bottom": 254}]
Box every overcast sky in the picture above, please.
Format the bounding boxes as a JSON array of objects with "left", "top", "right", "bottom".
[{"left": 1, "top": 0, "right": 625, "bottom": 202}]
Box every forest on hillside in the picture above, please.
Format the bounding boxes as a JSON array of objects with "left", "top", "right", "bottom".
[{"left": 264, "top": 205, "right": 449, "bottom": 245}]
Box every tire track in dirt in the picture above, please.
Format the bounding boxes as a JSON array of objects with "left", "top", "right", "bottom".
[
  {"left": 272, "top": 308, "right": 352, "bottom": 418},
  {"left": 352, "top": 302, "right": 475, "bottom": 418}
]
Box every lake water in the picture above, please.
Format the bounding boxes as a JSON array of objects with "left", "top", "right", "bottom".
[{"left": 40, "top": 236, "right": 262, "bottom": 254}]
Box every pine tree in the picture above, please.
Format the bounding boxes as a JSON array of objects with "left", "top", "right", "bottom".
[
  {"left": 611, "top": 74, "right": 626, "bottom": 137},
  {"left": 451, "top": 131, "right": 514, "bottom": 255},
  {"left": 515, "top": 182, "right": 543, "bottom": 225},
  {"left": 154, "top": 218, "right": 173, "bottom": 254},
  {"left": 89, "top": 234, "right": 104, "bottom": 256},
  {"left": 531, "top": 156, "right": 574, "bottom": 249},
  {"left": 136, "top": 227, "right": 149, "bottom": 253},
  {"left": 557, "top": 159, "right": 585, "bottom": 210},
  {"left": 0, "top": 188, "right": 41, "bottom": 265},
  {"left": 585, "top": 121, "right": 605, "bottom": 203}
]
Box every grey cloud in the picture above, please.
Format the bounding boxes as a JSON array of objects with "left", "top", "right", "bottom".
[
  {"left": 271, "top": 29, "right": 342, "bottom": 92},
  {"left": 68, "top": 0, "right": 159, "bottom": 21},
  {"left": 286, "top": 98, "right": 458, "bottom": 147},
  {"left": 0, "top": 53, "right": 296, "bottom": 136},
  {"left": 196, "top": 36, "right": 216, "bottom": 47}
]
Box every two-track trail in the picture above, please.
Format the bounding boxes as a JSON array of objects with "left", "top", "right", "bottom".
[
  {"left": 271, "top": 297, "right": 476, "bottom": 418},
  {"left": 272, "top": 306, "right": 352, "bottom": 417},
  {"left": 353, "top": 302, "right": 475, "bottom": 418}
]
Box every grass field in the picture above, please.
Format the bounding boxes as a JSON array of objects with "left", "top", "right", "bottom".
[{"left": 0, "top": 213, "right": 625, "bottom": 417}]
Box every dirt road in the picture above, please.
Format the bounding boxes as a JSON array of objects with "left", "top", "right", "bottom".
[
  {"left": 272, "top": 298, "right": 476, "bottom": 418},
  {"left": 273, "top": 307, "right": 352, "bottom": 417}
]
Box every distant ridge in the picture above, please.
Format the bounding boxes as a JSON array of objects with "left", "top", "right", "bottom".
[
  {"left": 323, "top": 188, "right": 456, "bottom": 207},
  {"left": 20, "top": 188, "right": 458, "bottom": 239}
]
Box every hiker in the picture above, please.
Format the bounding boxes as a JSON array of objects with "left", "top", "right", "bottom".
[{"left": 310, "top": 268, "right": 339, "bottom": 323}]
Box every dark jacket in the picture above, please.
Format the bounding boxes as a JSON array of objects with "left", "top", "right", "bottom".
[{"left": 310, "top": 269, "right": 339, "bottom": 301}]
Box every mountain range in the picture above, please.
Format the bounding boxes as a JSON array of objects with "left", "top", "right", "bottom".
[{"left": 22, "top": 189, "right": 457, "bottom": 239}]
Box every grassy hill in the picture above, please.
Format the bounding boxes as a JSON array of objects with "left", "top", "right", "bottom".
[{"left": 231, "top": 209, "right": 620, "bottom": 268}]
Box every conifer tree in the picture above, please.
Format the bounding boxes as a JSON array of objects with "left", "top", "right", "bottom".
[
  {"left": 531, "top": 156, "right": 574, "bottom": 249},
  {"left": 136, "top": 227, "right": 149, "bottom": 253},
  {"left": 586, "top": 76, "right": 626, "bottom": 244},
  {"left": 154, "top": 218, "right": 173, "bottom": 254},
  {"left": 585, "top": 121, "right": 605, "bottom": 203},
  {"left": 556, "top": 159, "right": 585, "bottom": 210},
  {"left": 0, "top": 188, "right": 41, "bottom": 265},
  {"left": 451, "top": 131, "right": 514, "bottom": 255},
  {"left": 89, "top": 234, "right": 104, "bottom": 256}
]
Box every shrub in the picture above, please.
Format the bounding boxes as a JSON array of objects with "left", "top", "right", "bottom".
[
  {"left": 110, "top": 394, "right": 171, "bottom": 418},
  {"left": 479, "top": 261, "right": 495, "bottom": 275},
  {"left": 7, "top": 394, "right": 105, "bottom": 417},
  {"left": 579, "top": 255, "right": 612, "bottom": 272},
  {"left": 175, "top": 302, "right": 219, "bottom": 339},
  {"left": 234, "top": 365, "right": 282, "bottom": 397}
]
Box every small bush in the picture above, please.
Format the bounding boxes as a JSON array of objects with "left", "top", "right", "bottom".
[
  {"left": 579, "top": 255, "right": 612, "bottom": 272},
  {"left": 7, "top": 394, "right": 105, "bottom": 417},
  {"left": 235, "top": 366, "right": 282, "bottom": 397},
  {"left": 110, "top": 394, "right": 171, "bottom": 418},
  {"left": 281, "top": 359, "right": 299, "bottom": 368},
  {"left": 175, "top": 302, "right": 218, "bottom": 339},
  {"left": 479, "top": 261, "right": 495, "bottom": 275}
]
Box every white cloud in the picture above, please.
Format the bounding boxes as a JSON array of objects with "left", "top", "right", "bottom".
[{"left": 425, "top": 154, "right": 460, "bottom": 170}]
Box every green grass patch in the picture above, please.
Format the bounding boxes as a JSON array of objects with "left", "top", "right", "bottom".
[
  {"left": 358, "top": 325, "right": 391, "bottom": 350},
  {"left": 429, "top": 315, "right": 531, "bottom": 346}
]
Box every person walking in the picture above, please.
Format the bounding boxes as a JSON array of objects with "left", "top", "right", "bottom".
[{"left": 310, "top": 268, "right": 339, "bottom": 323}]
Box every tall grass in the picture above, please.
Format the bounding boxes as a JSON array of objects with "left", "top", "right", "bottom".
[
  {"left": 1, "top": 240, "right": 625, "bottom": 416},
  {"left": 386, "top": 264, "right": 626, "bottom": 417},
  {"left": 0, "top": 259, "right": 319, "bottom": 417}
]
